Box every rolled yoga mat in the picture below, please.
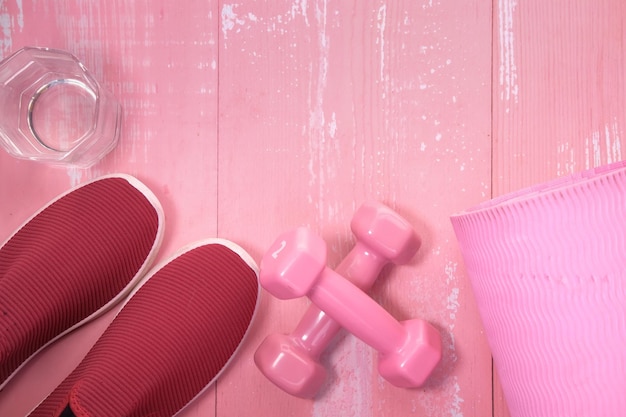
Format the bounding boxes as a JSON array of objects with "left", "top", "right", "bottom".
[{"left": 450, "top": 161, "right": 626, "bottom": 417}]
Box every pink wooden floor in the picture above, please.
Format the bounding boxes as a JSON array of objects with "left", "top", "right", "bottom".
[{"left": 0, "top": 1, "right": 624, "bottom": 416}]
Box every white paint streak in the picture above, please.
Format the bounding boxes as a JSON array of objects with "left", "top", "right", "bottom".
[
  {"left": 328, "top": 111, "right": 337, "bottom": 138},
  {"left": 444, "top": 262, "right": 459, "bottom": 359},
  {"left": 221, "top": 4, "right": 245, "bottom": 40},
  {"left": 66, "top": 167, "right": 84, "bottom": 188},
  {"left": 376, "top": 4, "right": 386, "bottom": 82},
  {"left": 556, "top": 142, "right": 576, "bottom": 176},
  {"left": 291, "top": 0, "right": 309, "bottom": 26},
  {"left": 592, "top": 130, "right": 601, "bottom": 168},
  {"left": 16, "top": 0, "right": 23, "bottom": 31},
  {"left": 307, "top": 0, "right": 329, "bottom": 197},
  {"left": 447, "top": 287, "right": 460, "bottom": 322},
  {"left": 0, "top": 11, "right": 12, "bottom": 54},
  {"left": 611, "top": 121, "right": 622, "bottom": 162},
  {"left": 605, "top": 121, "right": 622, "bottom": 164},
  {"left": 444, "top": 261, "right": 464, "bottom": 416},
  {"left": 498, "top": 0, "right": 518, "bottom": 104},
  {"left": 585, "top": 120, "right": 622, "bottom": 169},
  {"left": 449, "top": 379, "right": 465, "bottom": 417},
  {"left": 222, "top": 5, "right": 302, "bottom": 39}
]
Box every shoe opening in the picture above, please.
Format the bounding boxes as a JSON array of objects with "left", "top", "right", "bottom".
[{"left": 59, "top": 405, "right": 76, "bottom": 417}]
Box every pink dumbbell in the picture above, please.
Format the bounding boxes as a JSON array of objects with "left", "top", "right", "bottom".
[
  {"left": 259, "top": 227, "right": 442, "bottom": 390},
  {"left": 254, "top": 201, "right": 421, "bottom": 398}
]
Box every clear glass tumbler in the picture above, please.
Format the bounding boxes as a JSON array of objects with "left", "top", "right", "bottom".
[{"left": 0, "top": 47, "right": 122, "bottom": 167}]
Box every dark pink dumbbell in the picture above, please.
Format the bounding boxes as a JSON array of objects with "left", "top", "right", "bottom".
[
  {"left": 259, "top": 227, "right": 442, "bottom": 391},
  {"left": 254, "top": 201, "right": 421, "bottom": 397}
]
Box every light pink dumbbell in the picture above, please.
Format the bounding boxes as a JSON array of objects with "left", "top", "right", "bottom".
[
  {"left": 259, "top": 227, "right": 442, "bottom": 391},
  {"left": 254, "top": 201, "right": 421, "bottom": 398}
]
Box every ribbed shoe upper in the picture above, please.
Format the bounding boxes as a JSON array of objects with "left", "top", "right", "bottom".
[
  {"left": 0, "top": 176, "right": 162, "bottom": 387},
  {"left": 30, "top": 242, "right": 259, "bottom": 417}
]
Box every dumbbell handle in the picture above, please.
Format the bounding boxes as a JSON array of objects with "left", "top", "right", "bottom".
[
  {"left": 308, "top": 267, "right": 405, "bottom": 354},
  {"left": 291, "top": 241, "right": 387, "bottom": 358}
]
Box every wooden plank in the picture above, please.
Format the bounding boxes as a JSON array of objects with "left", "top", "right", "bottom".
[
  {"left": 0, "top": 1, "right": 219, "bottom": 416},
  {"left": 492, "top": 0, "right": 626, "bottom": 415},
  {"left": 216, "top": 1, "right": 492, "bottom": 416},
  {"left": 493, "top": 0, "right": 626, "bottom": 196}
]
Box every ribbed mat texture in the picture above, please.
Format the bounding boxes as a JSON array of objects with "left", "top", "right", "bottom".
[
  {"left": 0, "top": 177, "right": 160, "bottom": 387},
  {"left": 450, "top": 161, "right": 626, "bottom": 417},
  {"left": 29, "top": 243, "right": 259, "bottom": 417}
]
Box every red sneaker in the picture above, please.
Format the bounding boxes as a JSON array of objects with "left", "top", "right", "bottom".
[
  {"left": 0, "top": 175, "right": 164, "bottom": 390},
  {"left": 28, "top": 239, "right": 260, "bottom": 417}
]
